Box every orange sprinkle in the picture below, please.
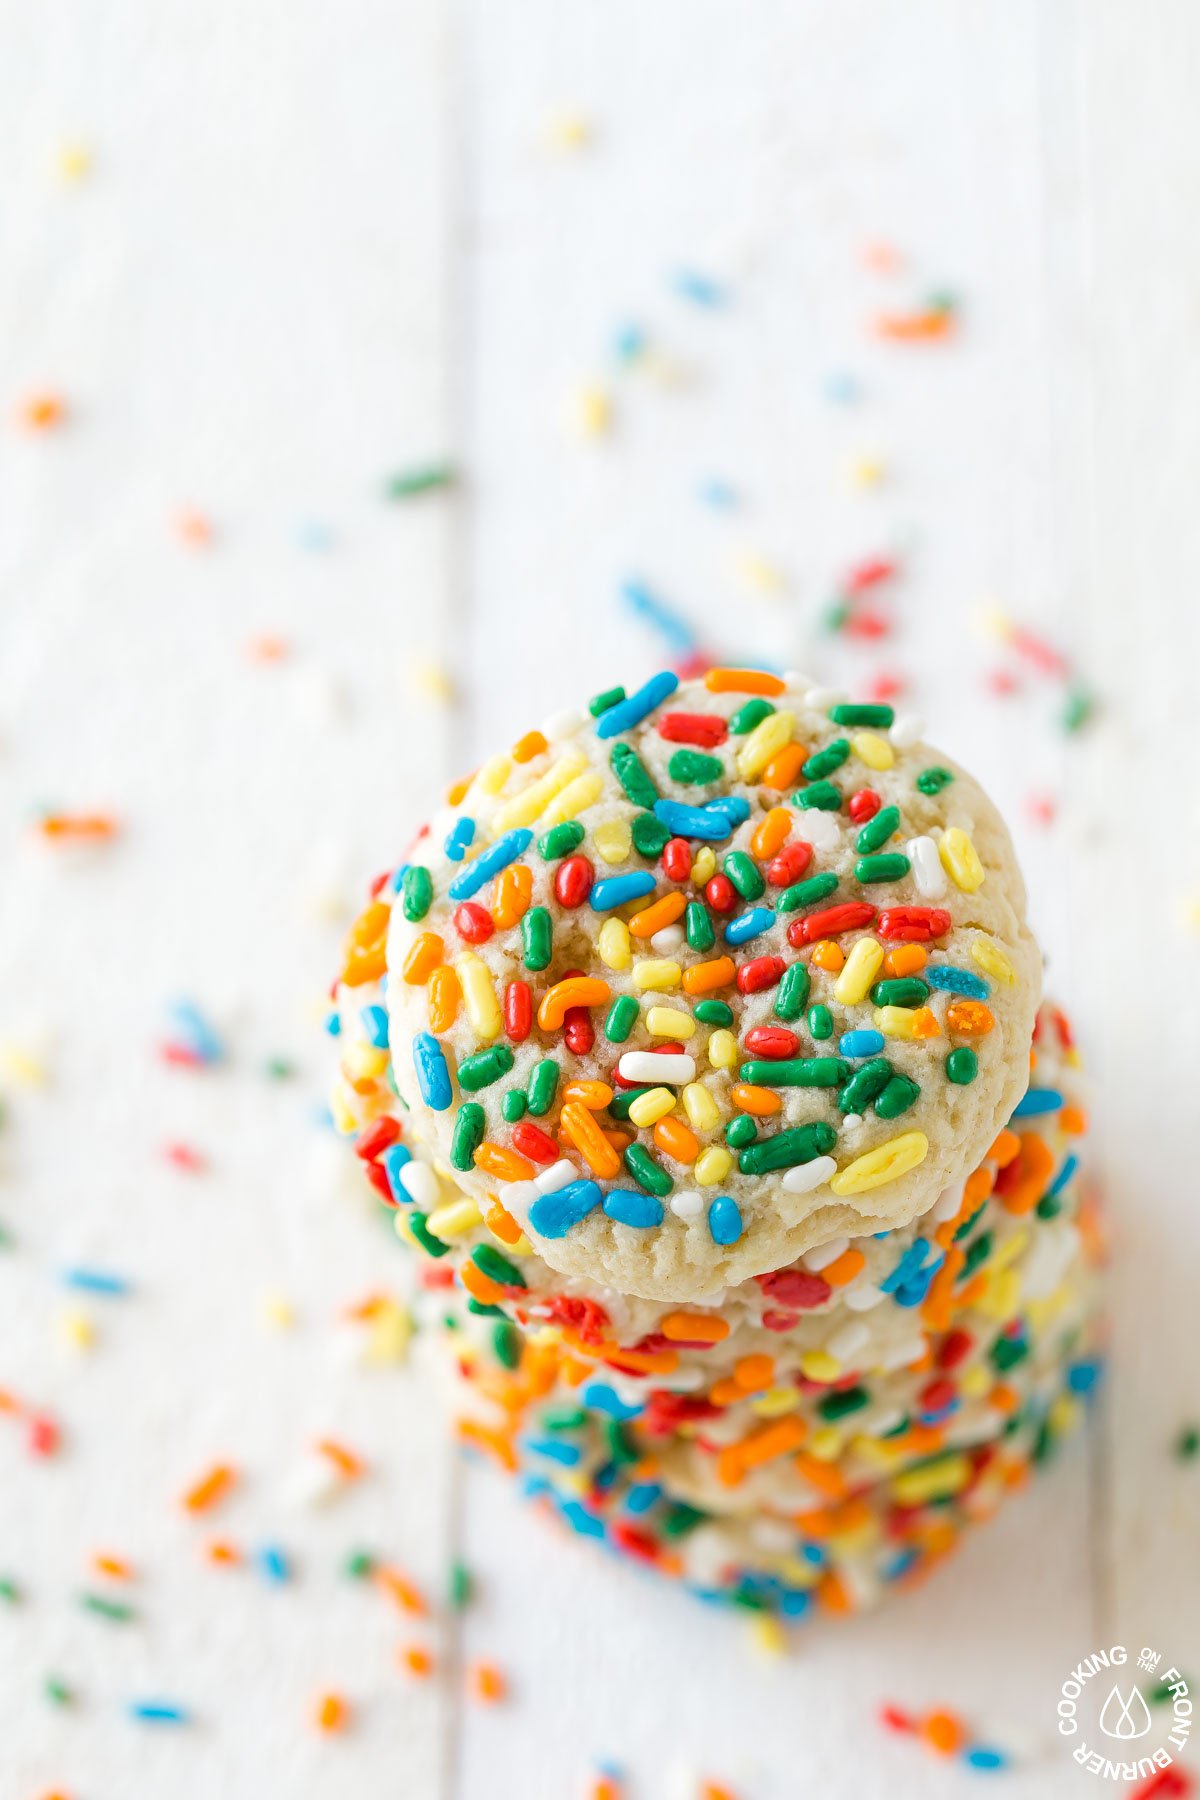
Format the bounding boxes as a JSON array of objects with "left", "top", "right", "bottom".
[
  {"left": 733, "top": 1353, "right": 774, "bottom": 1391},
  {"left": 921, "top": 1709, "right": 965, "bottom": 1755},
  {"left": 376, "top": 1566, "right": 427, "bottom": 1615},
  {"left": 473, "top": 1142, "right": 535, "bottom": 1184},
  {"left": 761, "top": 743, "right": 807, "bottom": 791},
  {"left": 882, "top": 943, "right": 927, "bottom": 977},
  {"left": 560, "top": 1101, "right": 621, "bottom": 1177},
  {"left": 314, "top": 1692, "right": 348, "bottom": 1732},
  {"left": 38, "top": 812, "right": 119, "bottom": 841},
  {"left": 175, "top": 509, "right": 212, "bottom": 545},
  {"left": 598, "top": 1343, "right": 678, "bottom": 1377},
  {"left": 469, "top": 1660, "right": 506, "bottom": 1703},
  {"left": 989, "top": 1382, "right": 1020, "bottom": 1415},
  {"left": 348, "top": 902, "right": 390, "bottom": 951},
  {"left": 19, "top": 392, "right": 65, "bottom": 429},
  {"left": 660, "top": 1311, "right": 730, "bottom": 1345},
  {"left": 816, "top": 1568, "right": 854, "bottom": 1613},
  {"left": 920, "top": 1244, "right": 965, "bottom": 1331},
  {"left": 718, "top": 1416, "right": 806, "bottom": 1485},
  {"left": 988, "top": 1128, "right": 1021, "bottom": 1167},
  {"left": 205, "top": 1540, "right": 240, "bottom": 1565},
  {"left": 945, "top": 999, "right": 994, "bottom": 1036},
  {"left": 316, "top": 1439, "right": 364, "bottom": 1480},
  {"left": 750, "top": 807, "right": 793, "bottom": 860},
  {"left": 810, "top": 939, "right": 844, "bottom": 973},
  {"left": 460, "top": 1261, "right": 507, "bottom": 1307},
  {"left": 445, "top": 771, "right": 476, "bottom": 806},
  {"left": 402, "top": 932, "right": 444, "bottom": 984},
  {"left": 400, "top": 1644, "right": 433, "bottom": 1677},
  {"left": 700, "top": 1786, "right": 739, "bottom": 1800},
  {"left": 1060, "top": 1105, "right": 1087, "bottom": 1135},
  {"left": 247, "top": 634, "right": 288, "bottom": 662},
  {"left": 628, "top": 890, "right": 688, "bottom": 938},
  {"left": 681, "top": 955, "right": 736, "bottom": 996},
  {"left": 426, "top": 964, "right": 462, "bottom": 1032},
  {"left": 730, "top": 1083, "right": 782, "bottom": 1117},
  {"left": 999, "top": 1131, "right": 1055, "bottom": 1215},
  {"left": 794, "top": 1452, "right": 848, "bottom": 1501},
  {"left": 560, "top": 1079, "right": 614, "bottom": 1109},
  {"left": 492, "top": 863, "right": 533, "bottom": 928},
  {"left": 910, "top": 1006, "right": 941, "bottom": 1039},
  {"left": 704, "top": 667, "right": 786, "bottom": 696},
  {"left": 537, "top": 976, "right": 609, "bottom": 1031},
  {"left": 457, "top": 1417, "right": 517, "bottom": 1471},
  {"left": 821, "top": 1247, "right": 866, "bottom": 1287},
  {"left": 874, "top": 307, "right": 956, "bottom": 342},
  {"left": 183, "top": 1463, "right": 236, "bottom": 1513},
  {"left": 479, "top": 1194, "right": 523, "bottom": 1245},
  {"left": 511, "top": 730, "right": 548, "bottom": 763},
  {"left": 963, "top": 1165, "right": 995, "bottom": 1209},
  {"left": 652, "top": 1115, "right": 699, "bottom": 1163},
  {"left": 709, "top": 1379, "right": 744, "bottom": 1406},
  {"left": 92, "top": 1553, "right": 133, "bottom": 1580}
]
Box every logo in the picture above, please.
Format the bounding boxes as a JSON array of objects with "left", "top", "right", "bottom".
[{"left": 1056, "top": 1645, "right": 1192, "bottom": 1781}]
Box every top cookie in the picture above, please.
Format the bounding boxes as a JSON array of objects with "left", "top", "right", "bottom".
[{"left": 385, "top": 668, "right": 1041, "bottom": 1302}]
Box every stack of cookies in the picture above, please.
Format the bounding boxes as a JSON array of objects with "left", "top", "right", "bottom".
[{"left": 331, "top": 669, "right": 1103, "bottom": 1623}]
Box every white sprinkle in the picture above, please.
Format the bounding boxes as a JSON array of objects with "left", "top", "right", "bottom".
[
  {"left": 803, "top": 686, "right": 847, "bottom": 710},
  {"left": 802, "top": 1234, "right": 850, "bottom": 1270},
  {"left": 864, "top": 1405, "right": 906, "bottom": 1437},
  {"left": 398, "top": 1162, "right": 439, "bottom": 1208},
  {"left": 800, "top": 808, "right": 841, "bottom": 851},
  {"left": 842, "top": 1281, "right": 886, "bottom": 1312},
  {"left": 780, "top": 669, "right": 816, "bottom": 691},
  {"left": 841, "top": 1113, "right": 864, "bottom": 1133},
  {"left": 906, "top": 834, "right": 947, "bottom": 899},
  {"left": 534, "top": 1158, "right": 577, "bottom": 1194},
  {"left": 499, "top": 1180, "right": 536, "bottom": 1221},
  {"left": 669, "top": 1190, "right": 703, "bottom": 1220},
  {"left": 280, "top": 1452, "right": 342, "bottom": 1509},
  {"left": 781, "top": 1155, "right": 837, "bottom": 1194},
  {"left": 877, "top": 1333, "right": 928, "bottom": 1371},
  {"left": 650, "top": 923, "right": 686, "bottom": 954},
  {"left": 541, "top": 707, "right": 584, "bottom": 741},
  {"left": 617, "top": 1051, "right": 696, "bottom": 1085},
  {"left": 929, "top": 1180, "right": 966, "bottom": 1224},
  {"left": 825, "top": 1320, "right": 870, "bottom": 1364},
  {"left": 890, "top": 713, "right": 925, "bottom": 748}
]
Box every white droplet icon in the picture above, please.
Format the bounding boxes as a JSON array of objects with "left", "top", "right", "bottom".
[{"left": 1098, "top": 1684, "right": 1153, "bottom": 1740}]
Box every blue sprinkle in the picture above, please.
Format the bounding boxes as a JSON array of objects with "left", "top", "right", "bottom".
[
  {"left": 724, "top": 907, "right": 775, "bottom": 946},
  {"left": 1012, "top": 1087, "right": 1063, "bottom": 1118},
  {"left": 823, "top": 370, "right": 861, "bottom": 405},
  {"left": 129, "top": 1700, "right": 189, "bottom": 1724},
  {"left": 589, "top": 872, "right": 657, "bottom": 913},
  {"left": 324, "top": 1010, "right": 342, "bottom": 1037},
  {"left": 603, "top": 1187, "right": 664, "bottom": 1228},
  {"left": 672, "top": 267, "right": 726, "bottom": 307},
  {"left": 777, "top": 1588, "right": 812, "bottom": 1619},
  {"left": 525, "top": 1437, "right": 581, "bottom": 1467},
  {"left": 528, "top": 1178, "right": 603, "bottom": 1239},
  {"left": 881, "top": 1547, "right": 919, "bottom": 1582},
  {"left": 1067, "top": 1357, "right": 1103, "bottom": 1395},
  {"left": 443, "top": 816, "right": 476, "bottom": 862},
  {"left": 613, "top": 321, "right": 647, "bottom": 363},
  {"left": 581, "top": 1382, "right": 643, "bottom": 1420},
  {"left": 1044, "top": 1152, "right": 1078, "bottom": 1200},
  {"left": 652, "top": 799, "right": 732, "bottom": 841},
  {"left": 840, "top": 1029, "right": 885, "bottom": 1058},
  {"left": 413, "top": 1033, "right": 453, "bottom": 1111},
  {"left": 697, "top": 477, "right": 737, "bottom": 509},
  {"left": 880, "top": 1237, "right": 935, "bottom": 1296},
  {"left": 595, "top": 670, "right": 679, "bottom": 739},
  {"left": 62, "top": 1269, "right": 130, "bottom": 1296},
  {"left": 296, "top": 520, "right": 335, "bottom": 551},
  {"left": 707, "top": 1195, "right": 743, "bottom": 1246},
  {"left": 625, "top": 1481, "right": 662, "bottom": 1514},
  {"left": 381, "top": 1142, "right": 413, "bottom": 1201},
  {"left": 559, "top": 1500, "right": 605, "bottom": 1539},
  {"left": 360, "top": 1004, "right": 389, "bottom": 1048},
  {"left": 447, "top": 828, "right": 534, "bottom": 901},
  {"left": 705, "top": 795, "right": 750, "bottom": 828},
  {"left": 926, "top": 964, "right": 989, "bottom": 999},
  {"left": 256, "top": 1545, "right": 290, "bottom": 1583},
  {"left": 620, "top": 579, "right": 698, "bottom": 653},
  {"left": 964, "top": 1747, "right": 1008, "bottom": 1771},
  {"left": 167, "top": 999, "right": 224, "bottom": 1064},
  {"left": 389, "top": 862, "right": 410, "bottom": 895}
]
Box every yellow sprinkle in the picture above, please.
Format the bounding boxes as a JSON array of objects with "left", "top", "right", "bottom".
[
  {"left": 978, "top": 606, "right": 1015, "bottom": 645},
  {"left": 58, "top": 1308, "right": 93, "bottom": 1350},
  {"left": 410, "top": 657, "right": 454, "bottom": 703},
  {"left": 852, "top": 1437, "right": 902, "bottom": 1473},
  {"left": 597, "top": 918, "right": 632, "bottom": 970},
  {"left": 473, "top": 754, "right": 511, "bottom": 797},
  {"left": 939, "top": 827, "right": 985, "bottom": 893},
  {"left": 394, "top": 1213, "right": 420, "bottom": 1252},
  {"left": 627, "top": 1087, "right": 677, "bottom": 1128},
  {"left": 748, "top": 1613, "right": 788, "bottom": 1657},
  {"left": 0, "top": 1044, "right": 48, "bottom": 1086},
  {"left": 365, "top": 1299, "right": 413, "bottom": 1364},
  {"left": 632, "top": 959, "right": 681, "bottom": 992},
  {"left": 262, "top": 1294, "right": 294, "bottom": 1330},
  {"left": 874, "top": 1005, "right": 918, "bottom": 1039},
  {"left": 732, "top": 549, "right": 786, "bottom": 593},
  {"left": 736, "top": 710, "right": 795, "bottom": 782},
  {"left": 891, "top": 1453, "right": 971, "bottom": 1506},
  {"left": 592, "top": 819, "right": 632, "bottom": 865},
  {"left": 992, "top": 1228, "right": 1030, "bottom": 1272},
  {"left": 749, "top": 1387, "right": 801, "bottom": 1417},
  {"left": 833, "top": 936, "right": 884, "bottom": 1006},
  {"left": 681, "top": 1082, "right": 721, "bottom": 1131},
  {"left": 58, "top": 144, "right": 92, "bottom": 181},
  {"left": 572, "top": 383, "right": 612, "bottom": 438},
  {"left": 458, "top": 953, "right": 502, "bottom": 1039},
  {"left": 706, "top": 1028, "right": 738, "bottom": 1069},
  {"left": 540, "top": 770, "right": 604, "bottom": 828},
  {"left": 329, "top": 1083, "right": 358, "bottom": 1135},
  {"left": 780, "top": 1557, "right": 822, "bottom": 1588},
  {"left": 800, "top": 1351, "right": 841, "bottom": 1383},
  {"left": 694, "top": 1146, "right": 733, "bottom": 1187},
  {"left": 847, "top": 454, "right": 886, "bottom": 488},
  {"left": 492, "top": 750, "right": 588, "bottom": 831},
  {"left": 829, "top": 1130, "right": 928, "bottom": 1195},
  {"left": 341, "top": 1042, "right": 390, "bottom": 1082},
  {"left": 851, "top": 730, "right": 894, "bottom": 771},
  {"left": 971, "top": 934, "right": 1015, "bottom": 985},
  {"left": 646, "top": 1006, "right": 694, "bottom": 1039},
  {"left": 426, "top": 1198, "right": 484, "bottom": 1239},
  {"left": 807, "top": 1427, "right": 844, "bottom": 1461},
  {"left": 976, "top": 1265, "right": 1021, "bottom": 1322},
  {"left": 544, "top": 113, "right": 592, "bottom": 151},
  {"left": 959, "top": 1363, "right": 990, "bottom": 1400},
  {"left": 1049, "top": 1393, "right": 1080, "bottom": 1437},
  {"left": 690, "top": 846, "right": 716, "bottom": 884}
]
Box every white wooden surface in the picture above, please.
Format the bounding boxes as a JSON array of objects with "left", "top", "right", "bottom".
[{"left": 1, "top": 4, "right": 1198, "bottom": 1797}]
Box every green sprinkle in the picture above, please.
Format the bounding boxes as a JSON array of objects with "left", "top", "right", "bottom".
[
  {"left": 611, "top": 743, "right": 659, "bottom": 809},
  {"left": 776, "top": 872, "right": 839, "bottom": 912},
  {"left": 0, "top": 1576, "right": 20, "bottom": 1604},
  {"left": 875, "top": 1073, "right": 921, "bottom": 1119},
  {"left": 953, "top": 1202, "right": 988, "bottom": 1244},
  {"left": 623, "top": 1143, "right": 673, "bottom": 1197},
  {"left": 855, "top": 804, "right": 901, "bottom": 854},
  {"left": 725, "top": 1114, "right": 757, "bottom": 1149},
  {"left": 660, "top": 1501, "right": 708, "bottom": 1538},
  {"left": 855, "top": 852, "right": 911, "bottom": 884},
  {"left": 589, "top": 685, "right": 626, "bottom": 718},
  {"left": 521, "top": 906, "right": 553, "bottom": 971},
  {"left": 830, "top": 703, "right": 895, "bottom": 729},
  {"left": 1035, "top": 1191, "right": 1064, "bottom": 1221},
  {"left": 456, "top": 1046, "right": 514, "bottom": 1093},
  {"left": 685, "top": 900, "right": 715, "bottom": 951},
  {"left": 408, "top": 1211, "right": 451, "bottom": 1258},
  {"left": 1062, "top": 688, "right": 1095, "bottom": 734},
  {"left": 694, "top": 999, "right": 732, "bottom": 1027},
  {"left": 608, "top": 1087, "right": 650, "bottom": 1121},
  {"left": 839, "top": 1058, "right": 893, "bottom": 1114},
  {"left": 818, "top": 1384, "right": 869, "bottom": 1421},
  {"left": 739, "top": 1056, "right": 848, "bottom": 1087},
  {"left": 773, "top": 960, "right": 810, "bottom": 1021},
  {"left": 669, "top": 749, "right": 724, "bottom": 785},
  {"left": 467, "top": 1298, "right": 504, "bottom": 1317},
  {"left": 492, "top": 1320, "right": 522, "bottom": 1369},
  {"left": 501, "top": 1089, "right": 527, "bottom": 1123},
  {"left": 961, "top": 1230, "right": 993, "bottom": 1279},
  {"left": 527, "top": 1059, "right": 559, "bottom": 1116},
  {"left": 538, "top": 821, "right": 585, "bottom": 860},
  {"left": 822, "top": 600, "right": 851, "bottom": 634},
  {"left": 916, "top": 765, "right": 954, "bottom": 796},
  {"left": 472, "top": 1243, "right": 526, "bottom": 1289},
  {"left": 604, "top": 995, "right": 640, "bottom": 1043},
  {"left": 729, "top": 698, "right": 775, "bottom": 734},
  {"left": 723, "top": 850, "right": 764, "bottom": 901},
  {"left": 802, "top": 739, "right": 850, "bottom": 781},
  {"left": 1175, "top": 1426, "right": 1200, "bottom": 1462},
  {"left": 44, "top": 1675, "right": 73, "bottom": 1706},
  {"left": 264, "top": 1056, "right": 295, "bottom": 1080},
  {"left": 870, "top": 977, "right": 930, "bottom": 1009},
  {"left": 80, "top": 1593, "right": 134, "bottom": 1623},
  {"left": 808, "top": 1004, "right": 833, "bottom": 1040},
  {"left": 945, "top": 1047, "right": 978, "bottom": 1085},
  {"left": 631, "top": 812, "right": 670, "bottom": 857},
  {"left": 992, "top": 1335, "right": 1029, "bottom": 1373},
  {"left": 401, "top": 864, "right": 433, "bottom": 922},
  {"left": 385, "top": 462, "right": 454, "bottom": 499},
  {"left": 738, "top": 1122, "right": 838, "bottom": 1174},
  {"left": 795, "top": 781, "right": 841, "bottom": 812},
  {"left": 605, "top": 1419, "right": 638, "bottom": 1465},
  {"left": 344, "top": 1549, "right": 375, "bottom": 1580},
  {"left": 450, "top": 1102, "right": 486, "bottom": 1169},
  {"left": 448, "top": 1562, "right": 473, "bottom": 1609},
  {"left": 542, "top": 1405, "right": 588, "bottom": 1432}
]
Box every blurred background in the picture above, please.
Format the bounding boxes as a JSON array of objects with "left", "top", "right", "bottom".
[{"left": 1, "top": 4, "right": 1197, "bottom": 1797}]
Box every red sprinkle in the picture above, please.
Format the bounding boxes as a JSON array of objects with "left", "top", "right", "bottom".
[
  {"left": 454, "top": 901, "right": 494, "bottom": 944},
  {"left": 504, "top": 980, "right": 532, "bottom": 1042},
  {"left": 848, "top": 789, "right": 881, "bottom": 823},
  {"left": 706, "top": 874, "right": 737, "bottom": 915},
  {"left": 29, "top": 1415, "right": 60, "bottom": 1457},
  {"left": 756, "top": 1268, "right": 832, "bottom": 1309},
  {"left": 657, "top": 712, "right": 729, "bottom": 747},
  {"left": 163, "top": 1142, "right": 207, "bottom": 1172},
  {"left": 1130, "top": 1773, "right": 1193, "bottom": 1800},
  {"left": 563, "top": 1007, "right": 594, "bottom": 1055},
  {"left": 919, "top": 1378, "right": 957, "bottom": 1417},
  {"left": 788, "top": 903, "right": 876, "bottom": 945},
  {"left": 368, "top": 870, "right": 391, "bottom": 898},
  {"left": 844, "top": 609, "right": 890, "bottom": 640},
  {"left": 845, "top": 556, "right": 896, "bottom": 593},
  {"left": 555, "top": 856, "right": 594, "bottom": 909},
  {"left": 662, "top": 837, "right": 692, "bottom": 882},
  {"left": 364, "top": 1161, "right": 396, "bottom": 1205},
  {"left": 742, "top": 1026, "right": 800, "bottom": 1059},
  {"left": 355, "top": 1117, "right": 400, "bottom": 1162},
  {"left": 761, "top": 1309, "right": 800, "bottom": 1332},
  {"left": 767, "top": 841, "right": 813, "bottom": 886},
  {"left": 511, "top": 1122, "right": 559, "bottom": 1164},
  {"left": 880, "top": 1703, "right": 915, "bottom": 1733},
  {"left": 936, "top": 1329, "right": 974, "bottom": 1369},
  {"left": 876, "top": 906, "right": 951, "bottom": 942},
  {"left": 736, "top": 956, "right": 786, "bottom": 995}
]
